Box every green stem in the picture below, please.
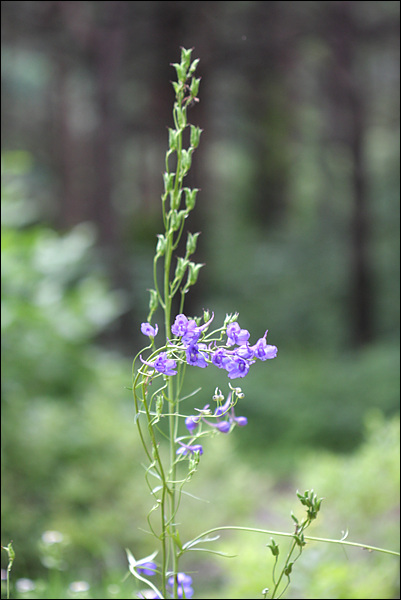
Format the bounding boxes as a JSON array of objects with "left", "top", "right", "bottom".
[{"left": 183, "top": 525, "right": 400, "bottom": 557}]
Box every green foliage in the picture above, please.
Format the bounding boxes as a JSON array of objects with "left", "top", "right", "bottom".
[
  {"left": 1, "top": 153, "right": 144, "bottom": 579},
  {"left": 197, "top": 415, "right": 399, "bottom": 600}
]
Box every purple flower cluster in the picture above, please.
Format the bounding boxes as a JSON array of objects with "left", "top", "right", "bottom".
[
  {"left": 167, "top": 573, "right": 194, "bottom": 599},
  {"left": 171, "top": 313, "right": 277, "bottom": 379},
  {"left": 140, "top": 313, "right": 277, "bottom": 381}
]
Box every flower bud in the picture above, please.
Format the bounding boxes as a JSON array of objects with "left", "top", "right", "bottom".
[
  {"left": 148, "top": 289, "right": 159, "bottom": 313},
  {"left": 188, "top": 58, "right": 200, "bottom": 76},
  {"left": 186, "top": 232, "right": 200, "bottom": 257},
  {"left": 168, "top": 128, "right": 179, "bottom": 151},
  {"left": 190, "top": 125, "right": 202, "bottom": 148},
  {"left": 184, "top": 188, "right": 198, "bottom": 211},
  {"left": 180, "top": 47, "right": 192, "bottom": 70},
  {"left": 156, "top": 234, "right": 167, "bottom": 256},
  {"left": 170, "top": 188, "right": 183, "bottom": 210},
  {"left": 174, "top": 257, "right": 189, "bottom": 280},
  {"left": 187, "top": 262, "right": 203, "bottom": 286},
  {"left": 169, "top": 209, "right": 182, "bottom": 231},
  {"left": 180, "top": 149, "right": 192, "bottom": 175},
  {"left": 190, "top": 77, "right": 201, "bottom": 99},
  {"left": 163, "top": 172, "right": 175, "bottom": 194},
  {"left": 171, "top": 62, "right": 186, "bottom": 82}
]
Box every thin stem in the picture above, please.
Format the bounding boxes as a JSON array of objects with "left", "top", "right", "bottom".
[{"left": 183, "top": 525, "right": 400, "bottom": 557}]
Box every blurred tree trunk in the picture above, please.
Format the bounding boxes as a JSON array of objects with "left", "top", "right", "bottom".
[
  {"left": 91, "top": 1, "right": 127, "bottom": 251},
  {"left": 54, "top": 58, "right": 82, "bottom": 228},
  {"left": 56, "top": 0, "right": 126, "bottom": 253},
  {"left": 240, "top": 1, "right": 293, "bottom": 227},
  {"left": 326, "top": 1, "right": 373, "bottom": 347}
]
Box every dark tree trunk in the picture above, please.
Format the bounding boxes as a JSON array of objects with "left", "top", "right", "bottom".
[{"left": 326, "top": 1, "right": 374, "bottom": 346}]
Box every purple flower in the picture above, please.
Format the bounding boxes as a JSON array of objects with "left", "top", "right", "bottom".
[
  {"left": 235, "top": 343, "right": 254, "bottom": 360},
  {"left": 201, "top": 395, "right": 232, "bottom": 433},
  {"left": 251, "top": 331, "right": 278, "bottom": 360},
  {"left": 211, "top": 348, "right": 230, "bottom": 369},
  {"left": 233, "top": 415, "right": 248, "bottom": 426},
  {"left": 136, "top": 561, "right": 158, "bottom": 576},
  {"left": 185, "top": 343, "right": 208, "bottom": 368},
  {"left": 224, "top": 355, "right": 251, "bottom": 379},
  {"left": 226, "top": 322, "right": 250, "bottom": 347},
  {"left": 171, "top": 314, "right": 190, "bottom": 337},
  {"left": 141, "top": 322, "right": 159, "bottom": 337},
  {"left": 215, "top": 420, "right": 231, "bottom": 433},
  {"left": 171, "top": 314, "right": 200, "bottom": 345},
  {"left": 140, "top": 352, "right": 177, "bottom": 376},
  {"left": 167, "top": 573, "right": 194, "bottom": 599},
  {"left": 185, "top": 415, "right": 199, "bottom": 432},
  {"left": 176, "top": 443, "right": 203, "bottom": 457},
  {"left": 214, "top": 393, "right": 232, "bottom": 417},
  {"left": 171, "top": 312, "right": 214, "bottom": 346}
]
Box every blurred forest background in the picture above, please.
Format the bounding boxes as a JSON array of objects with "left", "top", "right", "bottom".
[{"left": 1, "top": 2, "right": 400, "bottom": 599}]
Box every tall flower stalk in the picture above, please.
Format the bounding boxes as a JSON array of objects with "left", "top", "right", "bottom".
[
  {"left": 129, "top": 47, "right": 277, "bottom": 599},
  {"left": 128, "top": 48, "right": 399, "bottom": 600}
]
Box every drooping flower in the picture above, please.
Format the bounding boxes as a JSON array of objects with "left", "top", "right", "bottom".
[
  {"left": 185, "top": 415, "right": 200, "bottom": 432},
  {"left": 201, "top": 394, "right": 232, "bottom": 433},
  {"left": 224, "top": 355, "right": 251, "bottom": 379},
  {"left": 140, "top": 352, "right": 177, "bottom": 376},
  {"left": 251, "top": 331, "right": 278, "bottom": 361},
  {"left": 213, "top": 393, "right": 232, "bottom": 417},
  {"left": 226, "top": 322, "right": 250, "bottom": 347},
  {"left": 185, "top": 343, "right": 208, "bottom": 368},
  {"left": 176, "top": 442, "right": 203, "bottom": 457},
  {"left": 233, "top": 415, "right": 248, "bottom": 426},
  {"left": 141, "top": 322, "right": 159, "bottom": 337},
  {"left": 211, "top": 348, "right": 230, "bottom": 369},
  {"left": 167, "top": 573, "right": 194, "bottom": 599},
  {"left": 215, "top": 420, "right": 231, "bottom": 433}
]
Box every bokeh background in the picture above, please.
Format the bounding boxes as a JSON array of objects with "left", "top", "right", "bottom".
[{"left": 1, "top": 2, "right": 400, "bottom": 599}]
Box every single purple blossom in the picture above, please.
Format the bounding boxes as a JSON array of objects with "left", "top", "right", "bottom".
[
  {"left": 251, "top": 331, "right": 278, "bottom": 360},
  {"left": 136, "top": 561, "right": 158, "bottom": 577},
  {"left": 176, "top": 442, "right": 203, "bottom": 457},
  {"left": 226, "top": 322, "right": 250, "bottom": 347},
  {"left": 185, "top": 415, "right": 199, "bottom": 432},
  {"left": 171, "top": 314, "right": 190, "bottom": 337},
  {"left": 171, "top": 314, "right": 201, "bottom": 345},
  {"left": 214, "top": 393, "right": 232, "bottom": 417},
  {"left": 232, "top": 415, "right": 248, "bottom": 426},
  {"left": 224, "top": 355, "right": 251, "bottom": 379},
  {"left": 185, "top": 343, "right": 208, "bottom": 368},
  {"left": 140, "top": 352, "right": 177, "bottom": 376},
  {"left": 171, "top": 312, "right": 214, "bottom": 346},
  {"left": 201, "top": 395, "right": 232, "bottom": 433},
  {"left": 141, "top": 322, "right": 159, "bottom": 337},
  {"left": 211, "top": 348, "right": 230, "bottom": 369},
  {"left": 182, "top": 320, "right": 201, "bottom": 345},
  {"left": 215, "top": 420, "right": 231, "bottom": 433}
]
